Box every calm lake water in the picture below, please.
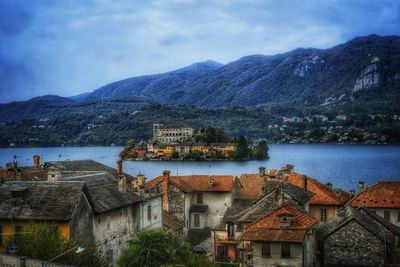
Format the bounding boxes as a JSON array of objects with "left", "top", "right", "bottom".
[{"left": 1, "top": 145, "right": 399, "bottom": 191}]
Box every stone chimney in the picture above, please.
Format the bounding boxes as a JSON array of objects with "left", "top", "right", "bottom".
[
  {"left": 118, "top": 175, "right": 127, "bottom": 193},
  {"left": 33, "top": 155, "right": 40, "bottom": 169},
  {"left": 302, "top": 175, "right": 308, "bottom": 192},
  {"left": 117, "top": 160, "right": 123, "bottom": 176},
  {"left": 162, "top": 170, "right": 170, "bottom": 212},
  {"left": 358, "top": 181, "right": 365, "bottom": 192},
  {"left": 259, "top": 167, "right": 266, "bottom": 177}
]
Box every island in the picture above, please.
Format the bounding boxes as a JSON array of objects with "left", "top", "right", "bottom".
[{"left": 120, "top": 124, "right": 269, "bottom": 161}]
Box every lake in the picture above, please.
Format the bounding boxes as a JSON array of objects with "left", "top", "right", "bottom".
[{"left": 1, "top": 145, "right": 399, "bottom": 191}]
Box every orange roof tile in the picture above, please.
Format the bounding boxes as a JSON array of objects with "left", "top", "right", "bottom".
[
  {"left": 242, "top": 202, "right": 317, "bottom": 242},
  {"left": 239, "top": 174, "right": 265, "bottom": 200},
  {"left": 287, "top": 173, "right": 344, "bottom": 206},
  {"left": 349, "top": 181, "right": 400, "bottom": 208},
  {"left": 144, "top": 175, "right": 237, "bottom": 193}
]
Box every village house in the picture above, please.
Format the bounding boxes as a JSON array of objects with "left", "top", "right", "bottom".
[
  {"left": 242, "top": 202, "right": 318, "bottom": 267},
  {"left": 211, "top": 143, "right": 237, "bottom": 157},
  {"left": 287, "top": 173, "right": 349, "bottom": 221},
  {"left": 143, "top": 170, "right": 241, "bottom": 249},
  {"left": 0, "top": 181, "right": 92, "bottom": 254},
  {"left": 348, "top": 181, "right": 400, "bottom": 226},
  {"left": 316, "top": 206, "right": 400, "bottom": 266}
]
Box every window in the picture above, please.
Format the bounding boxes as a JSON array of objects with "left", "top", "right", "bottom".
[
  {"left": 320, "top": 209, "right": 327, "bottom": 221},
  {"left": 197, "top": 193, "right": 203, "bottom": 204},
  {"left": 0, "top": 225, "right": 2, "bottom": 246},
  {"left": 14, "top": 225, "right": 22, "bottom": 235},
  {"left": 227, "top": 223, "right": 235, "bottom": 240},
  {"left": 261, "top": 242, "right": 271, "bottom": 257},
  {"left": 397, "top": 210, "right": 400, "bottom": 222},
  {"left": 281, "top": 243, "right": 290, "bottom": 258},
  {"left": 106, "top": 249, "right": 113, "bottom": 263},
  {"left": 193, "top": 214, "right": 200, "bottom": 228},
  {"left": 384, "top": 210, "right": 391, "bottom": 221},
  {"left": 147, "top": 205, "right": 152, "bottom": 221}
]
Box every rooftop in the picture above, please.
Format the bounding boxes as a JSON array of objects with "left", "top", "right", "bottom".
[
  {"left": 349, "top": 181, "right": 400, "bottom": 208},
  {"left": 287, "top": 173, "right": 346, "bottom": 206},
  {"left": 144, "top": 174, "right": 238, "bottom": 193},
  {"left": 242, "top": 202, "right": 318, "bottom": 242}
]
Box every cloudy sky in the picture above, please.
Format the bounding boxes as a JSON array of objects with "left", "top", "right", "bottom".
[{"left": 1, "top": 0, "right": 399, "bottom": 103}]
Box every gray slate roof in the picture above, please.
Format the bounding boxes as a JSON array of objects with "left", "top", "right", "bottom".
[
  {"left": 0, "top": 181, "right": 84, "bottom": 221},
  {"left": 221, "top": 198, "right": 254, "bottom": 225},
  {"left": 62, "top": 172, "right": 143, "bottom": 214},
  {"left": 46, "top": 160, "right": 135, "bottom": 181},
  {"left": 233, "top": 182, "right": 313, "bottom": 224}
]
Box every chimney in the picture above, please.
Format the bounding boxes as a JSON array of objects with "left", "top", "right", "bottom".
[
  {"left": 208, "top": 178, "right": 215, "bottom": 188},
  {"left": 117, "top": 160, "right": 123, "bottom": 176},
  {"left": 162, "top": 170, "right": 170, "bottom": 212},
  {"left": 358, "top": 181, "right": 365, "bottom": 192},
  {"left": 259, "top": 167, "right": 266, "bottom": 177},
  {"left": 349, "top": 189, "right": 356, "bottom": 198},
  {"left": 302, "top": 175, "right": 308, "bottom": 191},
  {"left": 118, "top": 175, "right": 127, "bottom": 193},
  {"left": 33, "top": 155, "right": 40, "bottom": 169}
]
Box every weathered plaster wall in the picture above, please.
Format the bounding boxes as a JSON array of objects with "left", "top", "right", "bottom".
[
  {"left": 324, "top": 220, "right": 384, "bottom": 267},
  {"left": 253, "top": 242, "right": 303, "bottom": 267},
  {"left": 140, "top": 195, "right": 162, "bottom": 229},
  {"left": 93, "top": 206, "right": 139, "bottom": 265}
]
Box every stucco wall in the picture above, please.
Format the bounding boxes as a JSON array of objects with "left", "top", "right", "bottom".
[
  {"left": 140, "top": 196, "right": 162, "bottom": 229},
  {"left": 253, "top": 242, "right": 303, "bottom": 267},
  {"left": 374, "top": 208, "right": 400, "bottom": 227},
  {"left": 324, "top": 220, "right": 384, "bottom": 267},
  {"left": 93, "top": 205, "right": 139, "bottom": 264},
  {"left": 310, "top": 205, "right": 337, "bottom": 221},
  {"left": 70, "top": 193, "right": 94, "bottom": 242}
]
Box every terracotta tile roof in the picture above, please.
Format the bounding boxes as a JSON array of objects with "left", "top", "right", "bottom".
[
  {"left": 349, "top": 181, "right": 400, "bottom": 208},
  {"left": 287, "top": 173, "right": 345, "bottom": 206},
  {"left": 144, "top": 175, "right": 237, "bottom": 193},
  {"left": 239, "top": 174, "right": 265, "bottom": 200},
  {"left": 163, "top": 210, "right": 184, "bottom": 230},
  {"left": 242, "top": 202, "right": 317, "bottom": 242}
]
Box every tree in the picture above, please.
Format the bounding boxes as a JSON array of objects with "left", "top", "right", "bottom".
[
  {"left": 14, "top": 223, "right": 107, "bottom": 267},
  {"left": 126, "top": 139, "right": 136, "bottom": 150},
  {"left": 118, "top": 229, "right": 212, "bottom": 267},
  {"left": 235, "top": 135, "right": 249, "bottom": 160},
  {"left": 253, "top": 140, "right": 269, "bottom": 160}
]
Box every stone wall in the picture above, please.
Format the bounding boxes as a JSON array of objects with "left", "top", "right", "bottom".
[
  {"left": 324, "top": 220, "right": 384, "bottom": 267},
  {"left": 70, "top": 193, "right": 94, "bottom": 242},
  {"left": 0, "top": 254, "right": 72, "bottom": 267},
  {"left": 168, "top": 185, "right": 185, "bottom": 220}
]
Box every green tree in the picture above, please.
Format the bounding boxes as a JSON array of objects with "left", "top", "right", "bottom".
[
  {"left": 126, "top": 139, "right": 136, "bottom": 150},
  {"left": 14, "top": 223, "right": 107, "bottom": 267},
  {"left": 118, "top": 228, "right": 212, "bottom": 267},
  {"left": 253, "top": 140, "right": 269, "bottom": 160},
  {"left": 235, "top": 135, "right": 249, "bottom": 160}
]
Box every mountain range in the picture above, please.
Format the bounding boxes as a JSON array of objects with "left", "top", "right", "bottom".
[{"left": 1, "top": 34, "right": 400, "bottom": 123}]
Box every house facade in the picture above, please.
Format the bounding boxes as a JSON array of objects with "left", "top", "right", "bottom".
[
  {"left": 349, "top": 181, "right": 400, "bottom": 226},
  {"left": 242, "top": 203, "right": 318, "bottom": 267}
]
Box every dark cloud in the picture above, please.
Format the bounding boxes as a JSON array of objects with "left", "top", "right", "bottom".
[{"left": 0, "top": 0, "right": 399, "bottom": 103}]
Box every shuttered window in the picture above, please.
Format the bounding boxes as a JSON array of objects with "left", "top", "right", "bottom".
[
  {"left": 197, "top": 193, "right": 203, "bottom": 204},
  {"left": 194, "top": 214, "right": 200, "bottom": 228},
  {"left": 281, "top": 243, "right": 290, "bottom": 258},
  {"left": 384, "top": 210, "right": 391, "bottom": 221},
  {"left": 147, "top": 205, "right": 152, "bottom": 221},
  {"left": 320, "top": 209, "right": 327, "bottom": 221},
  {"left": 261, "top": 242, "right": 271, "bottom": 257}
]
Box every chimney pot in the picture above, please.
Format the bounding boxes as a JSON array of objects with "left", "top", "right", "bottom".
[
  {"left": 33, "top": 155, "right": 40, "bottom": 169},
  {"left": 259, "top": 167, "right": 266, "bottom": 177},
  {"left": 358, "top": 181, "right": 365, "bottom": 191},
  {"left": 117, "top": 160, "right": 123, "bottom": 176},
  {"left": 302, "top": 175, "right": 308, "bottom": 191}
]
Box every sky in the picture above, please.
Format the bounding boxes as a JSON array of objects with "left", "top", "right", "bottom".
[{"left": 1, "top": 0, "right": 400, "bottom": 103}]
